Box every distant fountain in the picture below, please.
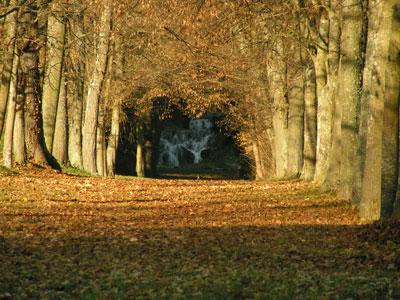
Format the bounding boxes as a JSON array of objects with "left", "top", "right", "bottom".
[{"left": 158, "top": 119, "right": 214, "bottom": 167}]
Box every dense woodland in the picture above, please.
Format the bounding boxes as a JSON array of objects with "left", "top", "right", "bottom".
[{"left": 0, "top": 0, "right": 399, "bottom": 221}]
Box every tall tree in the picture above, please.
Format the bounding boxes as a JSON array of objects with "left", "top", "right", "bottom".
[
  {"left": 42, "top": 0, "right": 66, "bottom": 153},
  {"left": 52, "top": 70, "right": 68, "bottom": 164},
  {"left": 0, "top": 0, "right": 18, "bottom": 136},
  {"left": 21, "top": 1, "right": 50, "bottom": 166},
  {"left": 2, "top": 52, "right": 18, "bottom": 167},
  {"left": 271, "top": 40, "right": 288, "bottom": 178},
  {"left": 303, "top": 62, "right": 317, "bottom": 181},
  {"left": 106, "top": 104, "right": 120, "bottom": 176},
  {"left": 82, "top": 1, "right": 112, "bottom": 174},
  {"left": 314, "top": 6, "right": 332, "bottom": 183},
  {"left": 287, "top": 46, "right": 305, "bottom": 178},
  {"left": 359, "top": 0, "right": 395, "bottom": 220},
  {"left": 67, "top": 13, "right": 85, "bottom": 168},
  {"left": 338, "top": 0, "right": 364, "bottom": 201}
]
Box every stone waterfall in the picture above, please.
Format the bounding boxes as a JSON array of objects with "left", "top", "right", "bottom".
[{"left": 158, "top": 119, "right": 214, "bottom": 167}]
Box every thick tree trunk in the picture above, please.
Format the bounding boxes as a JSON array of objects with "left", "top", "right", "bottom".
[
  {"left": 2, "top": 53, "right": 18, "bottom": 167},
  {"left": 82, "top": 3, "right": 112, "bottom": 174},
  {"left": 13, "top": 80, "right": 25, "bottom": 165},
  {"left": 21, "top": 34, "right": 48, "bottom": 165},
  {"left": 314, "top": 10, "right": 332, "bottom": 183},
  {"left": 303, "top": 63, "right": 318, "bottom": 181},
  {"left": 366, "top": 1, "right": 400, "bottom": 217},
  {"left": 42, "top": 1, "right": 65, "bottom": 153},
  {"left": 271, "top": 42, "right": 288, "bottom": 178},
  {"left": 359, "top": 0, "right": 394, "bottom": 221},
  {"left": 287, "top": 61, "right": 304, "bottom": 178},
  {"left": 67, "top": 16, "right": 85, "bottom": 168},
  {"left": 320, "top": 3, "right": 341, "bottom": 190},
  {"left": 338, "top": 0, "right": 364, "bottom": 201},
  {"left": 106, "top": 105, "right": 120, "bottom": 176},
  {"left": 52, "top": 71, "right": 68, "bottom": 164},
  {"left": 0, "top": 0, "right": 17, "bottom": 136},
  {"left": 385, "top": 2, "right": 400, "bottom": 218}
]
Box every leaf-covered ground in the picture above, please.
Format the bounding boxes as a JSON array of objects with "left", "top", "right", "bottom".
[{"left": 0, "top": 168, "right": 399, "bottom": 299}]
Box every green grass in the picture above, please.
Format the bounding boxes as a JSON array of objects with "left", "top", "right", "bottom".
[
  {"left": 61, "top": 166, "right": 92, "bottom": 177},
  {"left": 0, "top": 165, "right": 18, "bottom": 176}
]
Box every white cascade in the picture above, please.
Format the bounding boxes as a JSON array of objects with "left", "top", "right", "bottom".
[{"left": 159, "top": 119, "right": 214, "bottom": 167}]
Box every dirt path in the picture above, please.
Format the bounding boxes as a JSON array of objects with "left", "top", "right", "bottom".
[{"left": 0, "top": 169, "right": 399, "bottom": 299}]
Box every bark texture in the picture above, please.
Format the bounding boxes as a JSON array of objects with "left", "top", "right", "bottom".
[
  {"left": 52, "top": 71, "right": 68, "bottom": 164},
  {"left": 13, "top": 79, "right": 25, "bottom": 165},
  {"left": 82, "top": 3, "right": 112, "bottom": 174},
  {"left": 271, "top": 42, "right": 288, "bottom": 178},
  {"left": 42, "top": 1, "right": 65, "bottom": 152},
  {"left": 67, "top": 16, "right": 85, "bottom": 168},
  {"left": 3, "top": 53, "right": 18, "bottom": 167},
  {"left": 287, "top": 54, "right": 304, "bottom": 178},
  {"left": 338, "top": 0, "right": 364, "bottom": 201},
  {"left": 314, "top": 9, "right": 332, "bottom": 183},
  {"left": 303, "top": 63, "right": 317, "bottom": 181},
  {"left": 106, "top": 105, "right": 120, "bottom": 176},
  {"left": 359, "top": 0, "right": 394, "bottom": 221},
  {"left": 0, "top": 0, "right": 18, "bottom": 135}
]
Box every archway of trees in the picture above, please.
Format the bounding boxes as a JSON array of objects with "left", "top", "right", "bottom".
[{"left": 0, "top": 0, "right": 399, "bottom": 221}]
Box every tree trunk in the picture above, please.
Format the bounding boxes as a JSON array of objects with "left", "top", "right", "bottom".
[
  {"left": 21, "top": 4, "right": 50, "bottom": 167},
  {"left": 359, "top": 0, "right": 394, "bottom": 221},
  {"left": 52, "top": 70, "right": 68, "bottom": 164},
  {"left": 320, "top": 2, "right": 341, "bottom": 190},
  {"left": 67, "top": 15, "right": 85, "bottom": 168},
  {"left": 303, "top": 63, "right": 318, "bottom": 181},
  {"left": 314, "top": 10, "right": 332, "bottom": 183},
  {"left": 385, "top": 1, "right": 400, "bottom": 218},
  {"left": 42, "top": 1, "right": 65, "bottom": 153},
  {"left": 96, "top": 106, "right": 106, "bottom": 176},
  {"left": 82, "top": 3, "right": 112, "bottom": 174},
  {"left": 392, "top": 2, "right": 400, "bottom": 218},
  {"left": 287, "top": 58, "right": 304, "bottom": 178},
  {"left": 106, "top": 105, "right": 120, "bottom": 176},
  {"left": 252, "top": 140, "right": 264, "bottom": 180},
  {"left": 338, "top": 0, "right": 364, "bottom": 201},
  {"left": 271, "top": 42, "right": 288, "bottom": 178},
  {"left": 2, "top": 52, "right": 18, "bottom": 167},
  {"left": 136, "top": 131, "right": 145, "bottom": 178},
  {"left": 13, "top": 78, "right": 25, "bottom": 165},
  {"left": 0, "top": 0, "right": 18, "bottom": 136}
]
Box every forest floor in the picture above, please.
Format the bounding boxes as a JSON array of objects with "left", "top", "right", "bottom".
[{"left": 0, "top": 167, "right": 399, "bottom": 299}]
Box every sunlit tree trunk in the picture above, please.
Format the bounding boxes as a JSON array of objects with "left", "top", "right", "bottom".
[
  {"left": 67, "top": 15, "right": 85, "bottom": 168},
  {"left": 391, "top": 3, "right": 400, "bottom": 218},
  {"left": 82, "top": 2, "right": 112, "bottom": 174},
  {"left": 303, "top": 63, "right": 317, "bottom": 181},
  {"left": 21, "top": 3, "right": 50, "bottom": 166},
  {"left": 271, "top": 41, "right": 288, "bottom": 178},
  {"left": 13, "top": 78, "right": 25, "bottom": 165},
  {"left": 359, "top": 0, "right": 394, "bottom": 221},
  {"left": 136, "top": 121, "right": 145, "bottom": 178},
  {"left": 106, "top": 105, "right": 120, "bottom": 176},
  {"left": 252, "top": 140, "right": 265, "bottom": 180},
  {"left": 96, "top": 106, "right": 106, "bottom": 176},
  {"left": 0, "top": 0, "right": 18, "bottom": 136},
  {"left": 42, "top": 0, "right": 65, "bottom": 153},
  {"left": 321, "top": 2, "right": 341, "bottom": 190},
  {"left": 287, "top": 51, "right": 304, "bottom": 178},
  {"left": 2, "top": 52, "right": 18, "bottom": 167},
  {"left": 52, "top": 71, "right": 68, "bottom": 164},
  {"left": 338, "top": 0, "right": 364, "bottom": 202},
  {"left": 314, "top": 9, "right": 331, "bottom": 183}
]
